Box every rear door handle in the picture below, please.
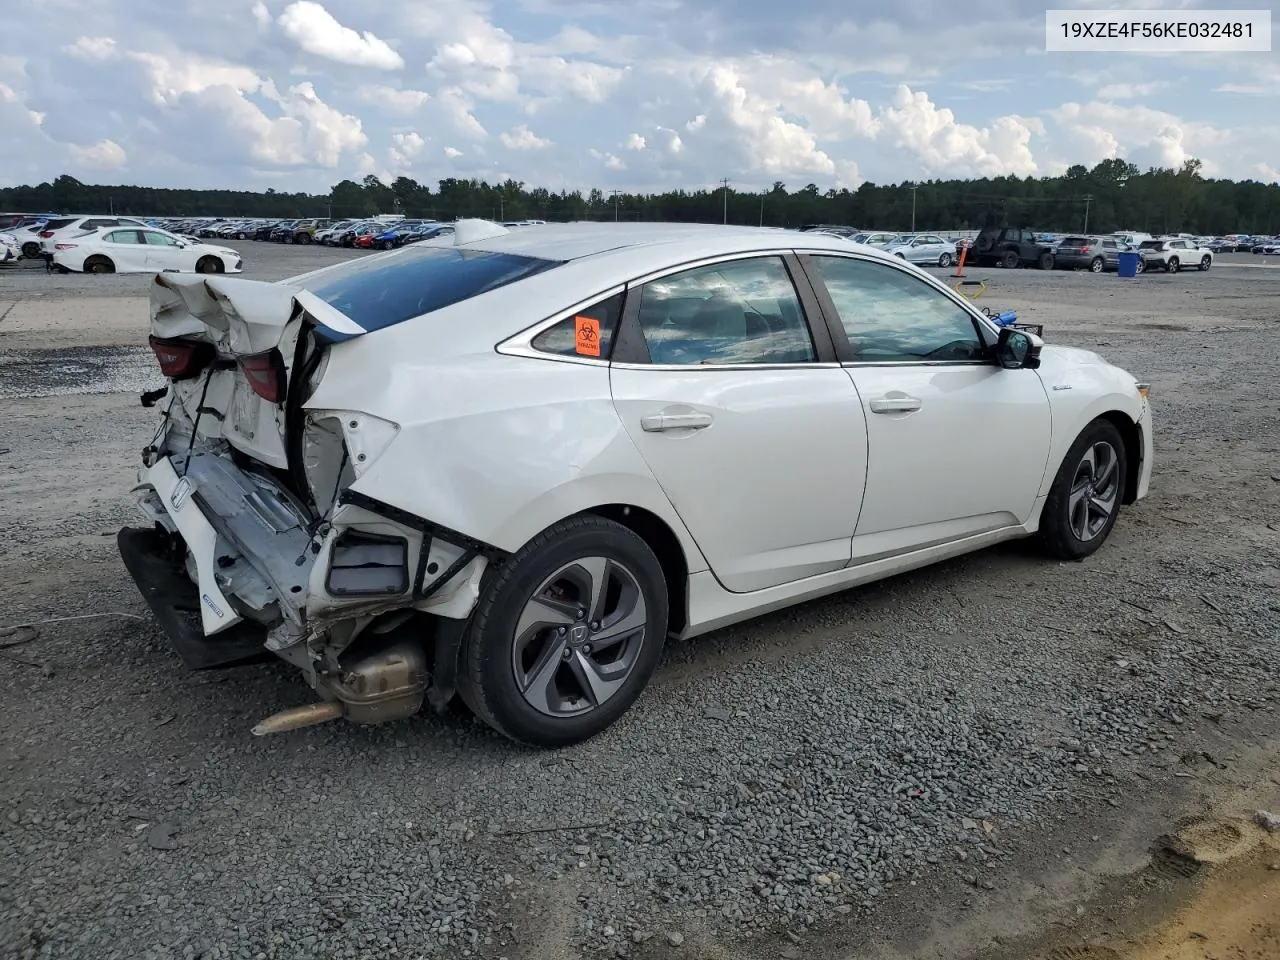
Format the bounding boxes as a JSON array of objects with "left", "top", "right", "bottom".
[
  {"left": 869, "top": 395, "right": 922, "bottom": 414},
  {"left": 640, "top": 412, "right": 713, "bottom": 432}
]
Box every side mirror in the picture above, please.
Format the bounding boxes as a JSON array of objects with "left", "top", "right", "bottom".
[{"left": 996, "top": 327, "right": 1042, "bottom": 370}]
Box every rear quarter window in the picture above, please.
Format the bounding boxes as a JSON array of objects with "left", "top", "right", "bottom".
[{"left": 303, "top": 245, "right": 562, "bottom": 332}]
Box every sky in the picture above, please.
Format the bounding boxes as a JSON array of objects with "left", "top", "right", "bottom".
[{"left": 1, "top": 0, "right": 1277, "bottom": 194}]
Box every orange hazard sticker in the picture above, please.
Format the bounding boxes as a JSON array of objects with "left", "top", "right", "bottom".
[{"left": 574, "top": 315, "right": 601, "bottom": 356}]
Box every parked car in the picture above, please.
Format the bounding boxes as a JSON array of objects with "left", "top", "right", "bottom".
[
  {"left": 850, "top": 231, "right": 908, "bottom": 249},
  {"left": 292, "top": 219, "right": 330, "bottom": 244},
  {"left": 400, "top": 224, "right": 455, "bottom": 245},
  {"left": 253, "top": 221, "right": 284, "bottom": 241},
  {"left": 269, "top": 221, "right": 298, "bottom": 242},
  {"left": 881, "top": 233, "right": 957, "bottom": 267},
  {"left": 1137, "top": 238, "right": 1213, "bottom": 273},
  {"left": 1251, "top": 238, "right": 1280, "bottom": 254},
  {"left": 968, "top": 227, "right": 1056, "bottom": 269},
  {"left": 315, "top": 220, "right": 356, "bottom": 245},
  {"left": 51, "top": 226, "right": 243, "bottom": 274},
  {"left": 1053, "top": 236, "right": 1142, "bottom": 273},
  {"left": 0, "top": 231, "right": 21, "bottom": 263},
  {"left": 117, "top": 220, "right": 1153, "bottom": 747},
  {"left": 36, "top": 215, "right": 152, "bottom": 258}
]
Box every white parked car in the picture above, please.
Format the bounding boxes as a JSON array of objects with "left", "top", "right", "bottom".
[
  {"left": 0, "top": 231, "right": 21, "bottom": 263},
  {"left": 850, "top": 231, "right": 903, "bottom": 248},
  {"left": 118, "top": 221, "right": 1153, "bottom": 747},
  {"left": 37, "top": 214, "right": 152, "bottom": 256},
  {"left": 1137, "top": 237, "right": 1213, "bottom": 273},
  {"left": 52, "top": 226, "right": 243, "bottom": 274},
  {"left": 881, "top": 233, "right": 957, "bottom": 267}
]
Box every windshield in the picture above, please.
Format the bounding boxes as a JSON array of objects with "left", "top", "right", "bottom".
[
  {"left": 1139, "top": 240, "right": 1162, "bottom": 249},
  {"left": 303, "top": 245, "right": 563, "bottom": 333}
]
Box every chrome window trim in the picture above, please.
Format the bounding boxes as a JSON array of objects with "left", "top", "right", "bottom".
[
  {"left": 496, "top": 282, "right": 628, "bottom": 366},
  {"left": 609, "top": 361, "right": 844, "bottom": 372}
]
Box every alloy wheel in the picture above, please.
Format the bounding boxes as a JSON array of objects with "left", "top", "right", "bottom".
[
  {"left": 1068, "top": 441, "right": 1120, "bottom": 542},
  {"left": 510, "top": 557, "right": 648, "bottom": 718}
]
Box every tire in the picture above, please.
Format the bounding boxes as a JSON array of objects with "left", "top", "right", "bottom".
[
  {"left": 1001, "top": 250, "right": 1019, "bottom": 269},
  {"left": 84, "top": 255, "right": 114, "bottom": 274},
  {"left": 1038, "top": 418, "right": 1127, "bottom": 561},
  {"left": 1167, "top": 257, "right": 1179, "bottom": 273},
  {"left": 21, "top": 241, "right": 40, "bottom": 259},
  {"left": 1135, "top": 259, "right": 1145, "bottom": 274},
  {"left": 457, "top": 515, "right": 669, "bottom": 747},
  {"left": 1039, "top": 251, "right": 1054, "bottom": 270},
  {"left": 1089, "top": 256, "right": 1104, "bottom": 273},
  {"left": 195, "top": 255, "right": 224, "bottom": 274},
  {"left": 938, "top": 252, "right": 953, "bottom": 268},
  {"left": 1198, "top": 255, "right": 1211, "bottom": 271}
]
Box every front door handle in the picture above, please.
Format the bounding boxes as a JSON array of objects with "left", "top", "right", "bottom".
[
  {"left": 869, "top": 394, "right": 922, "bottom": 414},
  {"left": 640, "top": 412, "right": 713, "bottom": 432}
]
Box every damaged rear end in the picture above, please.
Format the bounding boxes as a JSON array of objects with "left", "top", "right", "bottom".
[{"left": 120, "top": 271, "right": 502, "bottom": 734}]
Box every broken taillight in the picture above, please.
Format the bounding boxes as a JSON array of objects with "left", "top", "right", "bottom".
[
  {"left": 238, "top": 349, "right": 286, "bottom": 404},
  {"left": 54, "top": 243, "right": 77, "bottom": 250},
  {"left": 148, "top": 335, "right": 214, "bottom": 380},
  {"left": 40, "top": 230, "right": 55, "bottom": 238}
]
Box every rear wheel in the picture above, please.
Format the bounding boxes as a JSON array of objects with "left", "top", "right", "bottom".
[
  {"left": 84, "top": 255, "right": 114, "bottom": 274},
  {"left": 21, "top": 241, "right": 40, "bottom": 259},
  {"left": 1199, "top": 255, "right": 1211, "bottom": 271},
  {"left": 938, "top": 252, "right": 953, "bottom": 267},
  {"left": 195, "top": 255, "right": 224, "bottom": 274},
  {"left": 1167, "top": 257, "right": 1180, "bottom": 273},
  {"left": 1089, "top": 256, "right": 1104, "bottom": 273},
  {"left": 1039, "top": 251, "right": 1055, "bottom": 270},
  {"left": 1002, "top": 249, "right": 1019, "bottom": 269},
  {"left": 457, "top": 515, "right": 668, "bottom": 747},
  {"left": 1038, "top": 419, "right": 1127, "bottom": 561}
]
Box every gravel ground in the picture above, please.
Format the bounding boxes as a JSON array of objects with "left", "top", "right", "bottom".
[{"left": 1, "top": 245, "right": 1278, "bottom": 960}]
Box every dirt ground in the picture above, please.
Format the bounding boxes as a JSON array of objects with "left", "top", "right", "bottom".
[{"left": 1, "top": 243, "right": 1278, "bottom": 960}]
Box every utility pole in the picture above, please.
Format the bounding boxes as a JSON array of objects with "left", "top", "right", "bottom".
[
  {"left": 909, "top": 183, "right": 918, "bottom": 232},
  {"left": 610, "top": 189, "right": 621, "bottom": 222},
  {"left": 759, "top": 193, "right": 764, "bottom": 227},
  {"left": 499, "top": 196, "right": 504, "bottom": 220},
  {"left": 719, "top": 178, "right": 730, "bottom": 224},
  {"left": 1082, "top": 195, "right": 1093, "bottom": 233}
]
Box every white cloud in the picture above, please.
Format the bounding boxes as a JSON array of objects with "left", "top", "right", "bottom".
[
  {"left": 879, "top": 85, "right": 1039, "bottom": 177},
  {"left": 1096, "top": 81, "right": 1166, "bottom": 99},
  {"left": 71, "top": 138, "right": 126, "bottom": 168},
  {"left": 277, "top": 1, "right": 404, "bottom": 70},
  {"left": 358, "top": 84, "right": 430, "bottom": 114},
  {"left": 499, "top": 124, "right": 551, "bottom": 150},
  {"left": 252, "top": 2, "right": 271, "bottom": 28},
  {"left": 624, "top": 133, "right": 646, "bottom": 150},
  {"left": 1049, "top": 101, "right": 1229, "bottom": 172},
  {"left": 63, "top": 37, "right": 118, "bottom": 61},
  {"left": 605, "top": 153, "right": 625, "bottom": 170},
  {"left": 126, "top": 51, "right": 263, "bottom": 106},
  {"left": 1214, "top": 83, "right": 1276, "bottom": 96},
  {"left": 436, "top": 86, "right": 487, "bottom": 139},
  {"left": 389, "top": 130, "right": 426, "bottom": 169},
  {"left": 443, "top": 146, "right": 463, "bottom": 158}
]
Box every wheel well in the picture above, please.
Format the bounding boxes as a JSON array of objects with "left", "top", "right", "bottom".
[
  {"left": 1099, "top": 411, "right": 1141, "bottom": 505},
  {"left": 587, "top": 504, "right": 688, "bottom": 636}
]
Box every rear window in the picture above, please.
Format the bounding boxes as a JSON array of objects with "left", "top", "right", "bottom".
[
  {"left": 1139, "top": 241, "right": 1162, "bottom": 249},
  {"left": 1059, "top": 236, "right": 1088, "bottom": 246},
  {"left": 305, "top": 245, "right": 562, "bottom": 333}
]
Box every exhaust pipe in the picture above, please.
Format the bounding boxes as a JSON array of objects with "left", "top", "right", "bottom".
[
  {"left": 251, "top": 701, "right": 344, "bottom": 736},
  {"left": 251, "top": 635, "right": 428, "bottom": 736}
]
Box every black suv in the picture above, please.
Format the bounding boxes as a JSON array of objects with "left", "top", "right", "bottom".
[{"left": 969, "top": 227, "right": 1055, "bottom": 269}]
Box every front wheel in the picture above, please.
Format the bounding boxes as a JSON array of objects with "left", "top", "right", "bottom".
[
  {"left": 1199, "top": 255, "right": 1211, "bottom": 271},
  {"left": 457, "top": 515, "right": 668, "bottom": 747},
  {"left": 1167, "top": 257, "right": 1179, "bottom": 273},
  {"left": 1038, "top": 419, "right": 1127, "bottom": 561},
  {"left": 1039, "top": 251, "right": 1054, "bottom": 270},
  {"left": 938, "top": 252, "right": 953, "bottom": 268},
  {"left": 195, "top": 255, "right": 225, "bottom": 274}
]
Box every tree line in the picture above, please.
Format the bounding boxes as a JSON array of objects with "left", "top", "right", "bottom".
[{"left": 2, "top": 158, "right": 1277, "bottom": 235}]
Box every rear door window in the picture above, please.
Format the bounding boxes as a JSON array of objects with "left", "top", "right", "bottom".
[{"left": 531, "top": 293, "right": 624, "bottom": 360}]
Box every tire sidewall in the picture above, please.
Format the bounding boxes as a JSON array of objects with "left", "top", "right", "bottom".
[
  {"left": 1041, "top": 419, "right": 1127, "bottom": 560},
  {"left": 467, "top": 520, "right": 668, "bottom": 746},
  {"left": 1090, "top": 257, "right": 1103, "bottom": 273}
]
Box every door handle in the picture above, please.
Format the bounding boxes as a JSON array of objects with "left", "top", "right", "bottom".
[
  {"left": 640, "top": 412, "right": 713, "bottom": 432},
  {"left": 869, "top": 395, "right": 922, "bottom": 414}
]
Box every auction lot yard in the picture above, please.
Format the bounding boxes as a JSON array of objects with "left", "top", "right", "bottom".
[{"left": 1, "top": 242, "right": 1279, "bottom": 960}]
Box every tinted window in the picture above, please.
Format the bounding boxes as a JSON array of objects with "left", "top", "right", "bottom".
[
  {"left": 810, "top": 256, "right": 985, "bottom": 363},
  {"left": 1060, "top": 236, "right": 1088, "bottom": 246},
  {"left": 635, "top": 257, "right": 815, "bottom": 365},
  {"left": 143, "top": 231, "right": 179, "bottom": 246},
  {"left": 305, "top": 245, "right": 562, "bottom": 332},
  {"left": 531, "top": 293, "right": 623, "bottom": 359},
  {"left": 105, "top": 230, "right": 143, "bottom": 244}
]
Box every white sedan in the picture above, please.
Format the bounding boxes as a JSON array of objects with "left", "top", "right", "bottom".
[
  {"left": 0, "top": 231, "right": 20, "bottom": 263},
  {"left": 882, "top": 233, "right": 957, "bottom": 267},
  {"left": 118, "top": 221, "right": 1153, "bottom": 747},
  {"left": 52, "top": 227, "right": 243, "bottom": 274}
]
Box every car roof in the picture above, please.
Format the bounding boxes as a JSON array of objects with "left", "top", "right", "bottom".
[{"left": 453, "top": 221, "right": 862, "bottom": 263}]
